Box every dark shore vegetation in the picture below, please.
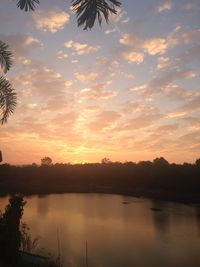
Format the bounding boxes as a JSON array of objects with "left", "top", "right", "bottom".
[
  {"left": 0, "top": 157, "right": 200, "bottom": 203},
  {"left": 0, "top": 195, "right": 60, "bottom": 267}
]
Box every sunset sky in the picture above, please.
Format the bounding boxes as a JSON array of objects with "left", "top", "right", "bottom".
[{"left": 1, "top": 0, "right": 200, "bottom": 164}]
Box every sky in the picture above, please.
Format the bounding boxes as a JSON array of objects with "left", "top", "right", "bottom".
[{"left": 0, "top": 0, "right": 200, "bottom": 164}]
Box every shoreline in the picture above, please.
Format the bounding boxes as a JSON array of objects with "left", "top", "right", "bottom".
[{"left": 1, "top": 187, "right": 200, "bottom": 204}]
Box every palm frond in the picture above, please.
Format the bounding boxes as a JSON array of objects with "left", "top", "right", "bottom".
[
  {"left": 0, "top": 76, "right": 17, "bottom": 124},
  {"left": 71, "top": 0, "right": 121, "bottom": 30},
  {"left": 0, "top": 41, "right": 13, "bottom": 73},
  {"left": 16, "top": 0, "right": 40, "bottom": 11}
]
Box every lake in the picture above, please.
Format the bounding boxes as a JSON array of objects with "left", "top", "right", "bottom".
[{"left": 0, "top": 193, "right": 200, "bottom": 267}]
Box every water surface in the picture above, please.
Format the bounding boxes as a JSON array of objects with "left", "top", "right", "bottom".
[{"left": 0, "top": 194, "right": 200, "bottom": 267}]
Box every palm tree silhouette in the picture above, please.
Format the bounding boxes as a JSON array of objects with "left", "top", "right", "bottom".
[
  {"left": 0, "top": 41, "right": 17, "bottom": 124},
  {"left": 16, "top": 0, "right": 121, "bottom": 29}
]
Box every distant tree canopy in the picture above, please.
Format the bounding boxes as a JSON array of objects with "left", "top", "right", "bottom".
[
  {"left": 0, "top": 0, "right": 122, "bottom": 124},
  {"left": 153, "top": 157, "right": 169, "bottom": 166},
  {"left": 0, "top": 158, "right": 200, "bottom": 202},
  {"left": 101, "top": 157, "right": 111, "bottom": 164},
  {"left": 195, "top": 158, "right": 200, "bottom": 167},
  {"left": 0, "top": 150, "right": 2, "bottom": 162},
  {"left": 41, "top": 156, "right": 53, "bottom": 166}
]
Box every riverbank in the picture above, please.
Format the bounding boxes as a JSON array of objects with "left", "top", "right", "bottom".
[{"left": 0, "top": 162, "right": 200, "bottom": 203}]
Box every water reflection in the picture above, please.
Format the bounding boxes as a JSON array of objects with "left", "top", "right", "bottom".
[
  {"left": 37, "top": 195, "right": 50, "bottom": 218},
  {"left": 0, "top": 194, "right": 200, "bottom": 267},
  {"left": 151, "top": 200, "right": 170, "bottom": 239},
  {"left": 195, "top": 205, "right": 200, "bottom": 236}
]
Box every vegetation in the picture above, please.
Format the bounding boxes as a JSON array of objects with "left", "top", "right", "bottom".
[
  {"left": 0, "top": 42, "right": 17, "bottom": 124},
  {"left": 41, "top": 157, "right": 53, "bottom": 166},
  {"left": 0, "top": 195, "right": 60, "bottom": 267},
  {"left": 0, "top": 158, "right": 200, "bottom": 203},
  {"left": 16, "top": 0, "right": 122, "bottom": 30},
  {"left": 0, "top": 195, "right": 26, "bottom": 266}
]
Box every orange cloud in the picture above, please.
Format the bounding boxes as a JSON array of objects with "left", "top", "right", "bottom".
[{"left": 33, "top": 9, "right": 70, "bottom": 33}]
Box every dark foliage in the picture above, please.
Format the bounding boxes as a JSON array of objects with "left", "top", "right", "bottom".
[
  {"left": 0, "top": 195, "right": 26, "bottom": 266},
  {"left": 0, "top": 41, "right": 16, "bottom": 124},
  {"left": 71, "top": 0, "right": 121, "bottom": 29},
  {"left": 0, "top": 159, "right": 200, "bottom": 202},
  {"left": 41, "top": 157, "right": 53, "bottom": 166},
  {"left": 15, "top": 0, "right": 122, "bottom": 29},
  {"left": 0, "top": 76, "right": 17, "bottom": 124},
  {"left": 0, "top": 41, "right": 13, "bottom": 73},
  {"left": 16, "top": 0, "right": 40, "bottom": 11}
]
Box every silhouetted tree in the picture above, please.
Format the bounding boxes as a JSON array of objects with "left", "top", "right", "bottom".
[
  {"left": 41, "top": 157, "right": 53, "bottom": 166},
  {"left": 71, "top": 0, "right": 121, "bottom": 30},
  {"left": 0, "top": 41, "right": 17, "bottom": 124},
  {"left": 0, "top": 195, "right": 26, "bottom": 265},
  {"left": 101, "top": 157, "right": 111, "bottom": 164},
  {"left": 16, "top": 0, "right": 121, "bottom": 30},
  {"left": 195, "top": 158, "right": 200, "bottom": 167},
  {"left": 153, "top": 157, "right": 169, "bottom": 166}
]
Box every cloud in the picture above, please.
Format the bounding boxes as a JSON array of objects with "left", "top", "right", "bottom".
[
  {"left": 156, "top": 45, "right": 200, "bottom": 72},
  {"left": 182, "top": 3, "right": 195, "bottom": 10},
  {"left": 88, "top": 110, "right": 121, "bottom": 131},
  {"left": 33, "top": 9, "right": 70, "bottom": 33},
  {"left": 105, "top": 28, "right": 118, "bottom": 35},
  {"left": 80, "top": 82, "right": 117, "bottom": 100},
  {"left": 178, "top": 95, "right": 200, "bottom": 114},
  {"left": 11, "top": 66, "right": 71, "bottom": 101},
  {"left": 119, "top": 26, "right": 200, "bottom": 65},
  {"left": 120, "top": 33, "right": 168, "bottom": 57},
  {"left": 64, "top": 40, "right": 100, "bottom": 55},
  {"left": 110, "top": 7, "right": 129, "bottom": 24},
  {"left": 57, "top": 50, "right": 68, "bottom": 59},
  {"left": 0, "top": 34, "right": 43, "bottom": 57},
  {"left": 129, "top": 69, "right": 197, "bottom": 97},
  {"left": 122, "top": 51, "right": 144, "bottom": 64},
  {"left": 182, "top": 116, "right": 200, "bottom": 131},
  {"left": 156, "top": 123, "right": 179, "bottom": 133},
  {"left": 119, "top": 113, "right": 163, "bottom": 131},
  {"left": 143, "top": 38, "right": 168, "bottom": 55},
  {"left": 74, "top": 71, "right": 99, "bottom": 83},
  {"left": 155, "top": 1, "right": 173, "bottom": 13},
  {"left": 157, "top": 56, "right": 172, "bottom": 69},
  {"left": 119, "top": 32, "right": 170, "bottom": 64}
]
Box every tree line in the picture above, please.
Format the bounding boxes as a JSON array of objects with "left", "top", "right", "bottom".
[{"left": 0, "top": 157, "right": 200, "bottom": 203}]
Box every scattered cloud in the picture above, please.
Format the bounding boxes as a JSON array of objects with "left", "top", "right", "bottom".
[
  {"left": 105, "top": 28, "right": 118, "bottom": 35},
  {"left": 88, "top": 111, "right": 121, "bottom": 131},
  {"left": 182, "top": 3, "right": 195, "bottom": 10},
  {"left": 0, "top": 34, "right": 43, "bottom": 57},
  {"left": 80, "top": 82, "right": 117, "bottom": 100},
  {"left": 155, "top": 1, "right": 173, "bottom": 13},
  {"left": 64, "top": 40, "right": 100, "bottom": 55},
  {"left": 122, "top": 51, "right": 144, "bottom": 64},
  {"left": 129, "top": 69, "right": 197, "bottom": 97},
  {"left": 33, "top": 9, "right": 70, "bottom": 33},
  {"left": 143, "top": 38, "right": 168, "bottom": 55},
  {"left": 75, "top": 71, "right": 99, "bottom": 83},
  {"left": 57, "top": 50, "right": 68, "bottom": 59}
]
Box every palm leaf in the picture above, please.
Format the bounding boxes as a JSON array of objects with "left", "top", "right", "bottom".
[
  {"left": 71, "top": 0, "right": 121, "bottom": 30},
  {"left": 16, "top": 0, "right": 40, "bottom": 11},
  {"left": 0, "top": 76, "right": 17, "bottom": 124},
  {"left": 0, "top": 41, "right": 13, "bottom": 73}
]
